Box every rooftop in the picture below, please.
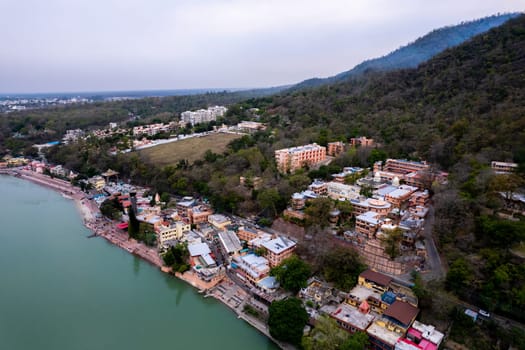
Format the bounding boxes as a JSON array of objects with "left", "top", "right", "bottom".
[
  {"left": 331, "top": 303, "right": 375, "bottom": 330},
  {"left": 360, "top": 269, "right": 393, "bottom": 287},
  {"left": 356, "top": 211, "right": 381, "bottom": 225},
  {"left": 384, "top": 300, "right": 419, "bottom": 326},
  {"left": 276, "top": 143, "right": 325, "bottom": 154},
  {"left": 367, "top": 322, "right": 401, "bottom": 346},
  {"left": 188, "top": 242, "right": 211, "bottom": 257},
  {"left": 218, "top": 230, "right": 242, "bottom": 254},
  {"left": 349, "top": 285, "right": 383, "bottom": 303},
  {"left": 262, "top": 236, "right": 296, "bottom": 254}
]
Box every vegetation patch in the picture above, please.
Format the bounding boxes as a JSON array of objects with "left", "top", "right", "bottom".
[{"left": 137, "top": 133, "right": 241, "bottom": 166}]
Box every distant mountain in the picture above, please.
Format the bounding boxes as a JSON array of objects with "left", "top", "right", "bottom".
[{"left": 290, "top": 13, "right": 521, "bottom": 90}]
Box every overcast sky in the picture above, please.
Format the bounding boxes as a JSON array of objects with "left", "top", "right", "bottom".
[{"left": 0, "top": 0, "right": 523, "bottom": 93}]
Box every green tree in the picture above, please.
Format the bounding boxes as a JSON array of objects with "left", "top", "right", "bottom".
[
  {"left": 302, "top": 315, "right": 349, "bottom": 350},
  {"left": 257, "top": 188, "right": 281, "bottom": 217},
  {"left": 446, "top": 258, "right": 474, "bottom": 296},
  {"left": 379, "top": 227, "right": 403, "bottom": 259},
  {"left": 270, "top": 255, "right": 311, "bottom": 294},
  {"left": 321, "top": 247, "right": 366, "bottom": 290},
  {"left": 304, "top": 197, "right": 333, "bottom": 228},
  {"left": 268, "top": 298, "right": 308, "bottom": 346},
  {"left": 340, "top": 331, "right": 369, "bottom": 350},
  {"left": 128, "top": 207, "right": 140, "bottom": 239}
]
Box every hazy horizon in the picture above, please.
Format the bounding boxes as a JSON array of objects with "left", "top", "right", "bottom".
[{"left": 1, "top": 0, "right": 523, "bottom": 93}]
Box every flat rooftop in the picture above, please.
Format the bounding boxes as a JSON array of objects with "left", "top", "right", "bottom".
[
  {"left": 331, "top": 303, "right": 375, "bottom": 330},
  {"left": 349, "top": 285, "right": 382, "bottom": 302},
  {"left": 367, "top": 322, "right": 402, "bottom": 346}
]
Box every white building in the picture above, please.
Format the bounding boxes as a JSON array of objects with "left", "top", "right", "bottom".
[
  {"left": 180, "top": 106, "right": 227, "bottom": 126},
  {"left": 157, "top": 221, "right": 191, "bottom": 245}
]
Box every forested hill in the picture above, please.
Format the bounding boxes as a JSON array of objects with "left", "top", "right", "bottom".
[
  {"left": 266, "top": 14, "right": 525, "bottom": 171},
  {"left": 291, "top": 13, "right": 521, "bottom": 91}
]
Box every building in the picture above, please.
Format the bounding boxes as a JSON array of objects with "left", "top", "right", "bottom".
[
  {"left": 180, "top": 106, "right": 227, "bottom": 126},
  {"left": 327, "top": 141, "right": 345, "bottom": 156},
  {"left": 262, "top": 236, "right": 297, "bottom": 267},
  {"left": 395, "top": 320, "right": 444, "bottom": 350},
  {"left": 327, "top": 182, "right": 361, "bottom": 201},
  {"left": 358, "top": 269, "right": 392, "bottom": 293},
  {"left": 351, "top": 198, "right": 392, "bottom": 216},
  {"left": 384, "top": 185, "right": 418, "bottom": 208},
  {"left": 188, "top": 242, "right": 217, "bottom": 268},
  {"left": 189, "top": 205, "right": 213, "bottom": 224},
  {"left": 237, "top": 121, "right": 267, "bottom": 132},
  {"left": 88, "top": 175, "right": 106, "bottom": 191},
  {"left": 157, "top": 221, "right": 191, "bottom": 245},
  {"left": 208, "top": 214, "right": 232, "bottom": 230},
  {"left": 232, "top": 254, "right": 270, "bottom": 285},
  {"left": 356, "top": 211, "right": 383, "bottom": 238},
  {"left": 381, "top": 159, "right": 429, "bottom": 175},
  {"left": 331, "top": 302, "right": 375, "bottom": 333},
  {"left": 49, "top": 165, "right": 66, "bottom": 177},
  {"left": 350, "top": 136, "right": 374, "bottom": 148},
  {"left": 308, "top": 180, "right": 328, "bottom": 195},
  {"left": 491, "top": 161, "right": 518, "bottom": 174},
  {"left": 367, "top": 321, "right": 402, "bottom": 350},
  {"left": 237, "top": 226, "right": 260, "bottom": 242},
  {"left": 275, "top": 143, "right": 326, "bottom": 173},
  {"left": 218, "top": 230, "right": 242, "bottom": 256},
  {"left": 409, "top": 191, "right": 430, "bottom": 207}
]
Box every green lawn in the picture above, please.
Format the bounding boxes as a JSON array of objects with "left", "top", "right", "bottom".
[{"left": 137, "top": 133, "right": 240, "bottom": 166}]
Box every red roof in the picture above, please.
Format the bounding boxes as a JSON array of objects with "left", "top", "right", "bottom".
[
  {"left": 384, "top": 300, "right": 419, "bottom": 326},
  {"left": 360, "top": 269, "right": 392, "bottom": 287},
  {"left": 117, "top": 222, "right": 128, "bottom": 230}
]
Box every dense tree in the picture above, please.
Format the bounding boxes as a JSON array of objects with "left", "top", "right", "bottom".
[
  {"left": 321, "top": 247, "right": 366, "bottom": 291},
  {"left": 379, "top": 227, "right": 404, "bottom": 259},
  {"left": 270, "top": 255, "right": 311, "bottom": 294},
  {"left": 128, "top": 207, "right": 140, "bottom": 239},
  {"left": 301, "top": 315, "right": 350, "bottom": 350},
  {"left": 99, "top": 198, "right": 123, "bottom": 221},
  {"left": 268, "top": 298, "right": 308, "bottom": 346},
  {"left": 304, "top": 197, "right": 333, "bottom": 228}
]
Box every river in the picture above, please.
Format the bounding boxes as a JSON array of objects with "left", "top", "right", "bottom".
[{"left": 0, "top": 175, "right": 277, "bottom": 350}]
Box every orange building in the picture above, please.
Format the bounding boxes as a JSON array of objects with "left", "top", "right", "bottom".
[
  {"left": 275, "top": 143, "right": 326, "bottom": 173},
  {"left": 350, "top": 137, "right": 374, "bottom": 148},
  {"left": 327, "top": 141, "right": 345, "bottom": 156}
]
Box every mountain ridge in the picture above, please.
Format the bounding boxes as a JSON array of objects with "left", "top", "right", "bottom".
[{"left": 288, "top": 13, "right": 521, "bottom": 91}]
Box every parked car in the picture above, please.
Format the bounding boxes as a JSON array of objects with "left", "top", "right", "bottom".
[{"left": 479, "top": 309, "right": 491, "bottom": 318}]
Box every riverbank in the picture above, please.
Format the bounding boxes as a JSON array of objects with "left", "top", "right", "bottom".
[{"left": 5, "top": 170, "right": 290, "bottom": 350}]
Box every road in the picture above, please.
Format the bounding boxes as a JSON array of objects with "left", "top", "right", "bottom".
[{"left": 422, "top": 205, "right": 445, "bottom": 280}]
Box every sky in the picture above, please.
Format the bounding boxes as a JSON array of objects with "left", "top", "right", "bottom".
[{"left": 0, "top": 0, "right": 523, "bottom": 93}]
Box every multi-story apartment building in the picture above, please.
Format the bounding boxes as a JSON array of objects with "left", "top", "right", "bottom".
[
  {"left": 189, "top": 205, "right": 214, "bottom": 224},
  {"left": 327, "top": 141, "right": 345, "bottom": 156},
  {"left": 262, "top": 236, "right": 296, "bottom": 267},
  {"left": 180, "top": 106, "right": 227, "bottom": 126},
  {"left": 356, "top": 211, "right": 383, "bottom": 238},
  {"left": 350, "top": 136, "right": 374, "bottom": 148},
  {"left": 157, "top": 221, "right": 191, "bottom": 245},
  {"left": 275, "top": 143, "right": 326, "bottom": 173}
]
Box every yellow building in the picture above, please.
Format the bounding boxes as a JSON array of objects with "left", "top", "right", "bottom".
[{"left": 157, "top": 221, "right": 191, "bottom": 244}]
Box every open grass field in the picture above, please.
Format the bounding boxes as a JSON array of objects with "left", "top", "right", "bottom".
[{"left": 137, "top": 133, "right": 241, "bottom": 166}]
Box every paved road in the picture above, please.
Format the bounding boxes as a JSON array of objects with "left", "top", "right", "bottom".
[{"left": 422, "top": 205, "right": 445, "bottom": 280}]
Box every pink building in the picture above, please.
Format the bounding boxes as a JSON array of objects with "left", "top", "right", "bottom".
[{"left": 275, "top": 143, "right": 326, "bottom": 173}]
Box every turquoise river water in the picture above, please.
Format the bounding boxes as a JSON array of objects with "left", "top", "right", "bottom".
[{"left": 0, "top": 176, "right": 278, "bottom": 350}]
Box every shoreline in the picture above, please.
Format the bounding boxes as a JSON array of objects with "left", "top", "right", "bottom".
[{"left": 3, "top": 170, "right": 289, "bottom": 350}]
